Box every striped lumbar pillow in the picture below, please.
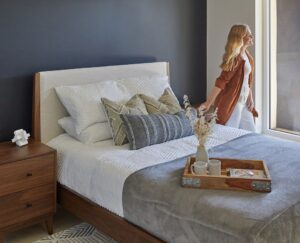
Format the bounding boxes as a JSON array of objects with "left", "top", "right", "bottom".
[
  {"left": 101, "top": 95, "right": 148, "bottom": 145},
  {"left": 139, "top": 88, "right": 182, "bottom": 114},
  {"left": 121, "top": 111, "right": 193, "bottom": 150}
]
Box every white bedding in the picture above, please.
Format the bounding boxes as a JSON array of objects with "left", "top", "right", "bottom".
[{"left": 48, "top": 124, "right": 250, "bottom": 217}]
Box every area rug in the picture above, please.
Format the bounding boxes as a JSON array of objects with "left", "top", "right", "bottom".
[{"left": 34, "top": 222, "right": 117, "bottom": 243}]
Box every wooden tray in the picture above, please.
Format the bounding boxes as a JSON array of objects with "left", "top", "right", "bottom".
[{"left": 182, "top": 157, "right": 272, "bottom": 192}]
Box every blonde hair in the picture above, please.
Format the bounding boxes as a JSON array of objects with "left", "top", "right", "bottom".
[{"left": 220, "top": 24, "right": 249, "bottom": 71}]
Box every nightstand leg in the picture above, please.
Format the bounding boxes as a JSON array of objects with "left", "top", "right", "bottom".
[
  {"left": 0, "top": 232, "right": 3, "bottom": 243},
  {"left": 44, "top": 216, "right": 54, "bottom": 235}
]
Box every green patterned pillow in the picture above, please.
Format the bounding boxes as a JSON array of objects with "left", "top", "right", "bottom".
[
  {"left": 139, "top": 88, "right": 182, "bottom": 114},
  {"left": 101, "top": 95, "right": 148, "bottom": 145}
]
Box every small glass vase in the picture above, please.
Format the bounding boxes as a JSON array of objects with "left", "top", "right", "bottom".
[{"left": 195, "top": 144, "right": 209, "bottom": 163}]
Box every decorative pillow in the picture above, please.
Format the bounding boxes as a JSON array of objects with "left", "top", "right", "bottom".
[
  {"left": 101, "top": 95, "right": 148, "bottom": 146},
  {"left": 55, "top": 80, "right": 132, "bottom": 134},
  {"left": 121, "top": 111, "right": 194, "bottom": 150},
  {"left": 139, "top": 88, "right": 182, "bottom": 114},
  {"left": 58, "top": 117, "right": 112, "bottom": 144}
]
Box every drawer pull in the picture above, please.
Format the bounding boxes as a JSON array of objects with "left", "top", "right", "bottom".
[
  {"left": 26, "top": 173, "right": 33, "bottom": 177},
  {"left": 26, "top": 203, "right": 32, "bottom": 208}
]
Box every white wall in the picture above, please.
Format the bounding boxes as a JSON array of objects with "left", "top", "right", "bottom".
[{"left": 207, "top": 0, "right": 256, "bottom": 95}]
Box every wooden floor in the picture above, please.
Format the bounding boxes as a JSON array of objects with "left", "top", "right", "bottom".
[{"left": 4, "top": 206, "right": 81, "bottom": 243}]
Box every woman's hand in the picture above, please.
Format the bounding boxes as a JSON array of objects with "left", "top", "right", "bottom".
[{"left": 199, "top": 101, "right": 212, "bottom": 112}]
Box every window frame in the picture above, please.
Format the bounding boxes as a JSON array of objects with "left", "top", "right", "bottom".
[{"left": 257, "top": 0, "right": 300, "bottom": 142}]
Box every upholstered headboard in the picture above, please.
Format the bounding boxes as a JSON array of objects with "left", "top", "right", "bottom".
[{"left": 32, "top": 62, "right": 170, "bottom": 143}]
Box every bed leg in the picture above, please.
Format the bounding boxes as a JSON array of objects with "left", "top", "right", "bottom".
[{"left": 44, "top": 216, "right": 54, "bottom": 235}]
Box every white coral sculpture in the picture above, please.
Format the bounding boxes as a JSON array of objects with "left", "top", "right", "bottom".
[{"left": 11, "top": 129, "right": 30, "bottom": 147}]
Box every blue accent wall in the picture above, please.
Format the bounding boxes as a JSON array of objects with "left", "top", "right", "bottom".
[{"left": 0, "top": 0, "right": 206, "bottom": 142}]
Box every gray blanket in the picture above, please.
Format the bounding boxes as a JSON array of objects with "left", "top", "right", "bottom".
[{"left": 123, "top": 133, "right": 300, "bottom": 243}]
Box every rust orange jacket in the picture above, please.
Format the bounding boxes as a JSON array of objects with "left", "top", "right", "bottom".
[{"left": 214, "top": 51, "right": 258, "bottom": 125}]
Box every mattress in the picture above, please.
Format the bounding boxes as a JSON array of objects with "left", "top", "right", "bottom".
[{"left": 48, "top": 124, "right": 250, "bottom": 217}]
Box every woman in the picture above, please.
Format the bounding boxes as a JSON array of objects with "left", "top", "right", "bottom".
[{"left": 200, "top": 24, "right": 258, "bottom": 131}]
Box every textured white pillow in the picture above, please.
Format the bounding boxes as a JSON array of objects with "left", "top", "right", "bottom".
[
  {"left": 55, "top": 80, "right": 132, "bottom": 134},
  {"left": 58, "top": 117, "right": 112, "bottom": 144},
  {"left": 120, "top": 75, "right": 171, "bottom": 99}
]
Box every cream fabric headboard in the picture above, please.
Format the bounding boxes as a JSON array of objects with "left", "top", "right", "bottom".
[{"left": 33, "top": 62, "right": 170, "bottom": 144}]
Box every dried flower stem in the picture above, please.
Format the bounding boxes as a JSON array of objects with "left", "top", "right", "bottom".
[{"left": 183, "top": 94, "right": 218, "bottom": 146}]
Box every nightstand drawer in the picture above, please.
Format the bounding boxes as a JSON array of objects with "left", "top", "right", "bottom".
[
  {"left": 0, "top": 183, "right": 54, "bottom": 228},
  {"left": 0, "top": 154, "right": 55, "bottom": 197}
]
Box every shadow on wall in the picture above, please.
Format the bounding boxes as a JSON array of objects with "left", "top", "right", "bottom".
[{"left": 28, "top": 56, "right": 157, "bottom": 74}]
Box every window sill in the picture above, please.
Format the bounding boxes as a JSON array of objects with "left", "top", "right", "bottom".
[{"left": 263, "top": 128, "right": 300, "bottom": 142}]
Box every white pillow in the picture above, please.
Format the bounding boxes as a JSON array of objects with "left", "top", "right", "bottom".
[
  {"left": 120, "top": 75, "right": 171, "bottom": 99},
  {"left": 55, "top": 80, "right": 132, "bottom": 134},
  {"left": 58, "top": 117, "right": 112, "bottom": 144}
]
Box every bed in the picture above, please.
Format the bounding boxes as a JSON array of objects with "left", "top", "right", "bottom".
[{"left": 32, "top": 62, "right": 300, "bottom": 243}]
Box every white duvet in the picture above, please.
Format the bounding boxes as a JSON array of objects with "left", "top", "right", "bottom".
[{"left": 48, "top": 124, "right": 249, "bottom": 217}]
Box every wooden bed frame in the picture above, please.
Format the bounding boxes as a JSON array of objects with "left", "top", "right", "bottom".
[
  {"left": 57, "top": 185, "right": 162, "bottom": 243},
  {"left": 32, "top": 63, "right": 168, "bottom": 243}
]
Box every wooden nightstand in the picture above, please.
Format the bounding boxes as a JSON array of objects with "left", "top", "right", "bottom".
[{"left": 0, "top": 140, "right": 56, "bottom": 242}]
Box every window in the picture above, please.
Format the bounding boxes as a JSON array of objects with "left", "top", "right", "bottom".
[{"left": 263, "top": 0, "right": 300, "bottom": 141}]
